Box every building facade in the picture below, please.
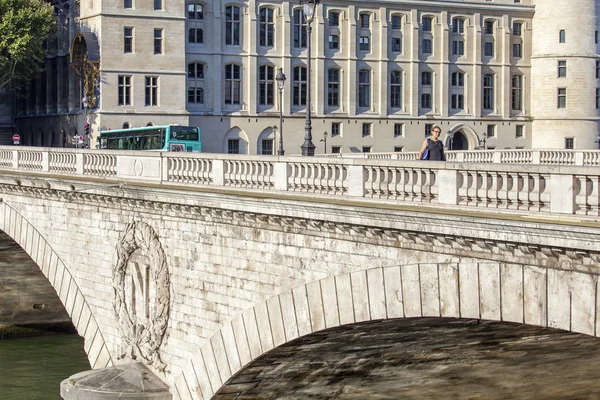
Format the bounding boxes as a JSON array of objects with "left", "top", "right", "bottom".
[{"left": 6, "top": 0, "right": 600, "bottom": 154}]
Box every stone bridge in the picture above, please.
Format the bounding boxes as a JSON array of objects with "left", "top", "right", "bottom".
[{"left": 0, "top": 146, "right": 599, "bottom": 399}]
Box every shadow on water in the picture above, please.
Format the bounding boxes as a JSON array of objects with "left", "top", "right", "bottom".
[{"left": 0, "top": 333, "right": 90, "bottom": 400}]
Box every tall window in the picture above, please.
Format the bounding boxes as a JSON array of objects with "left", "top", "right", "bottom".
[
  {"left": 421, "top": 93, "right": 431, "bottom": 109},
  {"left": 451, "top": 93, "right": 464, "bottom": 110},
  {"left": 484, "top": 20, "right": 494, "bottom": 35},
  {"left": 484, "top": 42, "right": 494, "bottom": 56},
  {"left": 224, "top": 64, "right": 241, "bottom": 105},
  {"left": 422, "top": 16, "right": 432, "bottom": 31},
  {"left": 118, "top": 76, "right": 132, "bottom": 106},
  {"left": 516, "top": 125, "right": 524, "bottom": 138},
  {"left": 188, "top": 2, "right": 203, "bottom": 44},
  {"left": 557, "top": 88, "right": 567, "bottom": 108},
  {"left": 258, "top": 65, "right": 274, "bottom": 106},
  {"left": 329, "top": 11, "right": 339, "bottom": 27},
  {"left": 293, "top": 9, "right": 307, "bottom": 48},
  {"left": 124, "top": 27, "right": 133, "bottom": 53},
  {"left": 451, "top": 71, "right": 464, "bottom": 87},
  {"left": 124, "top": 0, "right": 132, "bottom": 9},
  {"left": 225, "top": 5, "right": 241, "bottom": 45},
  {"left": 558, "top": 60, "right": 567, "bottom": 77},
  {"left": 565, "top": 137, "right": 574, "bottom": 149},
  {"left": 394, "top": 123, "right": 403, "bottom": 137},
  {"left": 145, "top": 76, "right": 158, "bottom": 106},
  {"left": 328, "top": 68, "right": 340, "bottom": 107},
  {"left": 259, "top": 8, "right": 274, "bottom": 47},
  {"left": 188, "top": 63, "right": 204, "bottom": 104},
  {"left": 293, "top": 66, "right": 307, "bottom": 106},
  {"left": 154, "top": 0, "right": 162, "bottom": 10},
  {"left": 511, "top": 75, "right": 522, "bottom": 111},
  {"left": 487, "top": 124, "right": 495, "bottom": 138},
  {"left": 451, "top": 71, "right": 464, "bottom": 111},
  {"left": 513, "top": 43, "right": 521, "bottom": 57},
  {"left": 154, "top": 29, "right": 163, "bottom": 54},
  {"left": 391, "top": 38, "right": 401, "bottom": 52},
  {"left": 483, "top": 74, "right": 494, "bottom": 110},
  {"left": 390, "top": 70, "right": 402, "bottom": 108},
  {"left": 362, "top": 123, "right": 371, "bottom": 137},
  {"left": 358, "top": 69, "right": 370, "bottom": 108},
  {"left": 331, "top": 122, "right": 341, "bottom": 137},
  {"left": 559, "top": 29, "right": 566, "bottom": 43}
]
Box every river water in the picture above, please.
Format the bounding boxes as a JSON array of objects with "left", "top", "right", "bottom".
[{"left": 0, "top": 334, "right": 90, "bottom": 400}]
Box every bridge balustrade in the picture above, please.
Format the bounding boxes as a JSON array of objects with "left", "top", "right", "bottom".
[
  {"left": 317, "top": 149, "right": 600, "bottom": 166},
  {"left": 0, "top": 146, "right": 598, "bottom": 217}
]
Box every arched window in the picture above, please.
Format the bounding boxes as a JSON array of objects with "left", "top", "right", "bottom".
[
  {"left": 293, "top": 66, "right": 307, "bottom": 106},
  {"left": 358, "top": 69, "right": 370, "bottom": 108},
  {"left": 225, "top": 5, "right": 241, "bottom": 45},
  {"left": 259, "top": 7, "right": 274, "bottom": 47},
  {"left": 123, "top": 122, "right": 130, "bottom": 129},
  {"left": 390, "top": 70, "right": 402, "bottom": 108},
  {"left": 188, "top": 2, "right": 204, "bottom": 44},
  {"left": 258, "top": 65, "right": 274, "bottom": 105},
  {"left": 146, "top": 122, "right": 154, "bottom": 127},
  {"left": 452, "top": 17, "right": 465, "bottom": 34},
  {"left": 188, "top": 62, "right": 204, "bottom": 104},
  {"left": 224, "top": 64, "right": 241, "bottom": 104}
]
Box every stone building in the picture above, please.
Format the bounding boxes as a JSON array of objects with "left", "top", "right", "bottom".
[{"left": 5, "top": 0, "right": 600, "bottom": 154}]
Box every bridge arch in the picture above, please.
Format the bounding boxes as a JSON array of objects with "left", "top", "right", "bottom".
[
  {"left": 174, "top": 261, "right": 600, "bottom": 399},
  {"left": 0, "top": 201, "right": 112, "bottom": 369}
]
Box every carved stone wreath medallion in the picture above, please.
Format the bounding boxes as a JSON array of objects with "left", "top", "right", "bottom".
[{"left": 113, "top": 221, "right": 170, "bottom": 371}]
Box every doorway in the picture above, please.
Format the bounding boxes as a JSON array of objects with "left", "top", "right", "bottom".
[{"left": 450, "top": 131, "right": 468, "bottom": 150}]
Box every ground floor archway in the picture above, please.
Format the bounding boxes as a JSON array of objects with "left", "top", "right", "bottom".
[{"left": 450, "top": 130, "right": 469, "bottom": 150}]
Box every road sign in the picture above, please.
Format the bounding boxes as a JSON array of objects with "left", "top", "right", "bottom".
[{"left": 12, "top": 134, "right": 20, "bottom": 145}]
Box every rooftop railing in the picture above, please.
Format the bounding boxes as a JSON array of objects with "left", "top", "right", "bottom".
[{"left": 0, "top": 146, "right": 598, "bottom": 218}]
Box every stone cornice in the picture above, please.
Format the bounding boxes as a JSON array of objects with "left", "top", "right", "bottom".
[{"left": 1, "top": 181, "right": 599, "bottom": 271}]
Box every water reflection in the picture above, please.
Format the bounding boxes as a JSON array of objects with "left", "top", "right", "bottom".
[{"left": 0, "top": 334, "right": 89, "bottom": 400}]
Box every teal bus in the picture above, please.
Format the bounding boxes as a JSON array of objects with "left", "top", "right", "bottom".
[{"left": 100, "top": 125, "right": 201, "bottom": 152}]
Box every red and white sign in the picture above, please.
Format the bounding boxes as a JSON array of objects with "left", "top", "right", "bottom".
[{"left": 12, "top": 134, "right": 20, "bottom": 145}]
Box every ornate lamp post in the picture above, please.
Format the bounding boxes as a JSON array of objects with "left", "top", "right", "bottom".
[
  {"left": 299, "top": 0, "right": 319, "bottom": 156},
  {"left": 82, "top": 95, "right": 89, "bottom": 149},
  {"left": 276, "top": 67, "right": 286, "bottom": 156}
]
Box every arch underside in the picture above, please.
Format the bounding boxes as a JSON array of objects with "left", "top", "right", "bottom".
[
  {"left": 0, "top": 201, "right": 112, "bottom": 370},
  {"left": 174, "top": 262, "right": 600, "bottom": 400}
]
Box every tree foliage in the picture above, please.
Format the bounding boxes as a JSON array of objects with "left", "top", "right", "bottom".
[{"left": 0, "top": 0, "right": 56, "bottom": 91}]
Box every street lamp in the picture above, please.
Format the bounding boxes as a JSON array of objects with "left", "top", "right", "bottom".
[
  {"left": 479, "top": 135, "right": 487, "bottom": 150},
  {"left": 82, "top": 96, "right": 89, "bottom": 148},
  {"left": 276, "top": 67, "right": 286, "bottom": 156},
  {"left": 320, "top": 130, "right": 328, "bottom": 154},
  {"left": 299, "top": 0, "right": 319, "bottom": 156}
]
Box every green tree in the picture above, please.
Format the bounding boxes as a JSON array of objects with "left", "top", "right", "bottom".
[{"left": 0, "top": 0, "right": 56, "bottom": 91}]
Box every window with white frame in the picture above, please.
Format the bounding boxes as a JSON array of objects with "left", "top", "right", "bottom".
[
  {"left": 124, "top": 27, "right": 134, "bottom": 53},
  {"left": 331, "top": 122, "right": 341, "bottom": 137},
  {"left": 145, "top": 76, "right": 158, "bottom": 106},
  {"left": 362, "top": 123, "right": 371, "bottom": 137},
  {"left": 187, "top": 62, "right": 204, "bottom": 104},
  {"left": 394, "top": 123, "right": 403, "bottom": 137},
  {"left": 557, "top": 88, "right": 566, "bottom": 108},
  {"left": 118, "top": 75, "right": 132, "bottom": 106},
  {"left": 558, "top": 60, "right": 567, "bottom": 77},
  {"left": 293, "top": 66, "right": 307, "bottom": 106},
  {"left": 258, "top": 65, "right": 274, "bottom": 106},
  {"left": 259, "top": 7, "right": 274, "bottom": 47},
  {"left": 224, "top": 64, "right": 241, "bottom": 105},
  {"left": 225, "top": 5, "right": 241, "bottom": 45},
  {"left": 154, "top": 29, "right": 163, "bottom": 54}
]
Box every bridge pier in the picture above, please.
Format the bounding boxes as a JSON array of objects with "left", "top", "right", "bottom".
[{"left": 60, "top": 363, "right": 171, "bottom": 400}]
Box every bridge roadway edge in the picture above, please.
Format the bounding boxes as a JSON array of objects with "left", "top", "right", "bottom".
[{"left": 0, "top": 171, "right": 599, "bottom": 399}]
